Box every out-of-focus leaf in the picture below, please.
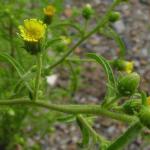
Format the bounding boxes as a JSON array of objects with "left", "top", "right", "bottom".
[
  {"left": 57, "top": 115, "right": 76, "bottom": 123},
  {"left": 0, "top": 53, "right": 25, "bottom": 74},
  {"left": 0, "top": 53, "right": 33, "bottom": 94},
  {"left": 100, "top": 27, "right": 126, "bottom": 58}
]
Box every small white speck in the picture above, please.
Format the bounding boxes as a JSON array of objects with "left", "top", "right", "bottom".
[{"left": 46, "top": 74, "right": 58, "bottom": 86}]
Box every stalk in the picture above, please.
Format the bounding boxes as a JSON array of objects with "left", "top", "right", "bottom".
[
  {"left": 33, "top": 53, "right": 42, "bottom": 101},
  {"left": 0, "top": 99, "right": 137, "bottom": 123}
]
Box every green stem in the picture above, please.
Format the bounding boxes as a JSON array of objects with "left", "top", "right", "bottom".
[
  {"left": 45, "top": 0, "right": 120, "bottom": 72},
  {"left": 107, "top": 121, "right": 143, "bottom": 150},
  {"left": 34, "top": 53, "right": 42, "bottom": 101},
  {"left": 0, "top": 99, "right": 137, "bottom": 123}
]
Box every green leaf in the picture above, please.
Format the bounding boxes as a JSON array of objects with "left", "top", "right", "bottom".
[
  {"left": 57, "top": 115, "right": 76, "bottom": 123},
  {"left": 53, "top": 0, "right": 64, "bottom": 14},
  {"left": 100, "top": 27, "right": 126, "bottom": 58},
  {"left": 13, "top": 68, "right": 33, "bottom": 95},
  {"left": 107, "top": 122, "right": 142, "bottom": 150},
  {"left": 141, "top": 91, "right": 147, "bottom": 106},
  {"left": 108, "top": 27, "right": 126, "bottom": 58},
  {"left": 0, "top": 53, "right": 25, "bottom": 75},
  {"left": 87, "top": 53, "right": 116, "bottom": 101},
  {"left": 76, "top": 115, "right": 90, "bottom": 147},
  {"left": 87, "top": 53, "right": 115, "bottom": 85},
  {"left": 0, "top": 53, "right": 33, "bottom": 95}
]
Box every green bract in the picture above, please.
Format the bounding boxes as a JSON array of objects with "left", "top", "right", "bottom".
[
  {"left": 139, "top": 106, "right": 150, "bottom": 129},
  {"left": 24, "top": 41, "right": 42, "bottom": 55},
  {"left": 123, "top": 99, "right": 142, "bottom": 115},
  {"left": 117, "top": 72, "right": 140, "bottom": 96}
]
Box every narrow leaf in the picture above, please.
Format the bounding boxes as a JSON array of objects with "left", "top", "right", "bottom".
[
  {"left": 76, "top": 115, "right": 90, "bottom": 147},
  {"left": 0, "top": 53, "right": 25, "bottom": 75},
  {"left": 107, "top": 27, "right": 126, "bottom": 58},
  {"left": 87, "top": 53, "right": 116, "bottom": 100},
  {"left": 107, "top": 122, "right": 142, "bottom": 150},
  {"left": 0, "top": 53, "right": 33, "bottom": 94}
]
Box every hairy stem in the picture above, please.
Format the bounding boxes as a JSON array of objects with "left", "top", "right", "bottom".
[
  {"left": 0, "top": 99, "right": 137, "bottom": 123},
  {"left": 34, "top": 54, "right": 42, "bottom": 101}
]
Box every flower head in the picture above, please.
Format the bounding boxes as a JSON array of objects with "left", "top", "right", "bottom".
[
  {"left": 124, "top": 61, "right": 134, "bottom": 73},
  {"left": 43, "top": 5, "right": 56, "bottom": 17},
  {"left": 19, "top": 19, "right": 46, "bottom": 42}
]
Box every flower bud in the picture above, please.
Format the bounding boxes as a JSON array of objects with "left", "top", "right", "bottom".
[
  {"left": 43, "top": 5, "right": 56, "bottom": 25},
  {"left": 82, "top": 4, "right": 93, "bottom": 20},
  {"left": 139, "top": 106, "right": 150, "bottom": 129},
  {"left": 108, "top": 11, "right": 121, "bottom": 22},
  {"left": 112, "top": 59, "right": 134, "bottom": 73},
  {"left": 123, "top": 99, "right": 141, "bottom": 115},
  {"left": 117, "top": 72, "right": 140, "bottom": 96}
]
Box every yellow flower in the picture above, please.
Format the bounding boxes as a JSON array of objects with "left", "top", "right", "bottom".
[
  {"left": 147, "top": 96, "right": 150, "bottom": 106},
  {"left": 19, "top": 19, "right": 46, "bottom": 42},
  {"left": 43, "top": 5, "right": 56, "bottom": 17},
  {"left": 125, "top": 61, "right": 134, "bottom": 73}
]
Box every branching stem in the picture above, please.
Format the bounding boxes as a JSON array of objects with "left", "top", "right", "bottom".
[{"left": 0, "top": 99, "right": 137, "bottom": 123}]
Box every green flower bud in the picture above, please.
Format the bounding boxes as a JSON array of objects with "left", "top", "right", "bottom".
[
  {"left": 123, "top": 99, "right": 142, "bottom": 115},
  {"left": 108, "top": 11, "right": 121, "bottom": 22},
  {"left": 139, "top": 106, "right": 150, "bottom": 129},
  {"left": 117, "top": 72, "right": 140, "bottom": 96},
  {"left": 82, "top": 4, "right": 93, "bottom": 20},
  {"left": 111, "top": 59, "right": 134, "bottom": 73}
]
